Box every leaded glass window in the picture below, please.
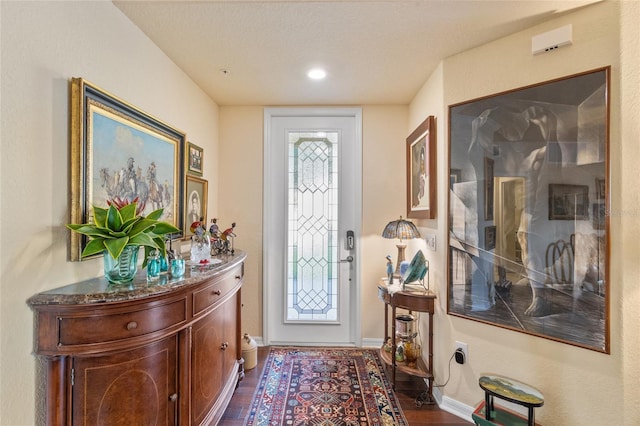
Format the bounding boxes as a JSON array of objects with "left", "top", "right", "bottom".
[{"left": 286, "top": 132, "right": 339, "bottom": 322}]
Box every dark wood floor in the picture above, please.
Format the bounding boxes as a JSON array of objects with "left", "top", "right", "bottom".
[{"left": 220, "top": 346, "right": 470, "bottom": 425}]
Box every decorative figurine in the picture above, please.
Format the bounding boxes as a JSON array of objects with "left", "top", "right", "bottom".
[
  {"left": 386, "top": 255, "right": 394, "bottom": 284},
  {"left": 211, "top": 221, "right": 237, "bottom": 255},
  {"left": 209, "top": 218, "right": 220, "bottom": 238},
  {"left": 190, "top": 216, "right": 211, "bottom": 263}
]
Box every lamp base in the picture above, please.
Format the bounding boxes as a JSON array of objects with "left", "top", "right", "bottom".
[{"left": 394, "top": 243, "right": 407, "bottom": 277}]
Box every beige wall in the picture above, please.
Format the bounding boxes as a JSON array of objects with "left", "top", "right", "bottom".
[
  {"left": 0, "top": 2, "right": 220, "bottom": 424},
  {"left": 410, "top": 1, "right": 640, "bottom": 423},
  {"left": 2, "top": 0, "right": 639, "bottom": 425}
]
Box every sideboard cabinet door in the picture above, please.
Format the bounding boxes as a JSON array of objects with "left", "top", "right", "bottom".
[
  {"left": 72, "top": 335, "right": 178, "bottom": 425},
  {"left": 191, "top": 292, "right": 239, "bottom": 425}
]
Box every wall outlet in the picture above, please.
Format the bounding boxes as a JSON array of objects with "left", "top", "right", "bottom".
[{"left": 455, "top": 341, "right": 468, "bottom": 364}]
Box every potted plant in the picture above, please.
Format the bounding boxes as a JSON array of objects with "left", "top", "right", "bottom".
[{"left": 67, "top": 197, "right": 181, "bottom": 284}]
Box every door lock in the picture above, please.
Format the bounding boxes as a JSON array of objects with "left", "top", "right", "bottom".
[{"left": 340, "top": 256, "right": 354, "bottom": 263}]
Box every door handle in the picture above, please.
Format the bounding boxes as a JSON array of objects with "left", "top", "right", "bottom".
[{"left": 340, "top": 256, "right": 354, "bottom": 263}]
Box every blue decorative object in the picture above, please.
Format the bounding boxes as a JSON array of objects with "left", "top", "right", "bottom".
[
  {"left": 402, "top": 250, "right": 429, "bottom": 290},
  {"left": 159, "top": 254, "right": 169, "bottom": 275},
  {"left": 146, "top": 251, "right": 161, "bottom": 281},
  {"left": 103, "top": 245, "right": 139, "bottom": 284},
  {"left": 171, "top": 256, "right": 186, "bottom": 278},
  {"left": 399, "top": 260, "right": 410, "bottom": 277}
]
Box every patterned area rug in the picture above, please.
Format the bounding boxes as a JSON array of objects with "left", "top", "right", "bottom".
[{"left": 245, "top": 347, "right": 408, "bottom": 425}]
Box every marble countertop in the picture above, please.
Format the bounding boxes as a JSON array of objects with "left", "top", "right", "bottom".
[{"left": 27, "top": 251, "right": 246, "bottom": 306}]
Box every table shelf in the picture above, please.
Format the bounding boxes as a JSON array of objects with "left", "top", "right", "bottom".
[{"left": 379, "top": 347, "right": 433, "bottom": 379}]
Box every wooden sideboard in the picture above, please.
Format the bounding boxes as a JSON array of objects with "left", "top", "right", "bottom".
[{"left": 28, "top": 251, "right": 246, "bottom": 426}]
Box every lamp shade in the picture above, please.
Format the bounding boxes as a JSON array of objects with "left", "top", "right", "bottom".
[{"left": 382, "top": 216, "right": 421, "bottom": 241}]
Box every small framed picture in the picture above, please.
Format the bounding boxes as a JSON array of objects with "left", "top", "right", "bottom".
[
  {"left": 185, "top": 175, "right": 208, "bottom": 237},
  {"left": 484, "top": 225, "right": 496, "bottom": 250},
  {"left": 187, "top": 142, "right": 204, "bottom": 176},
  {"left": 548, "top": 184, "right": 589, "bottom": 220},
  {"left": 406, "top": 116, "right": 436, "bottom": 219}
]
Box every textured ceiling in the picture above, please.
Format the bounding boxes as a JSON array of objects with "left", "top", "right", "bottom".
[{"left": 114, "top": 0, "right": 600, "bottom": 106}]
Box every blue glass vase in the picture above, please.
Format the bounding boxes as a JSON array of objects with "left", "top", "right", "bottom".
[{"left": 103, "top": 245, "right": 139, "bottom": 284}]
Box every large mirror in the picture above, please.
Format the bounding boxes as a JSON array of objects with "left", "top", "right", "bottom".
[{"left": 447, "top": 67, "right": 609, "bottom": 352}]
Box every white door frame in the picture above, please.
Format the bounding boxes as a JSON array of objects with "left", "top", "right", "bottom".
[{"left": 263, "top": 107, "right": 362, "bottom": 346}]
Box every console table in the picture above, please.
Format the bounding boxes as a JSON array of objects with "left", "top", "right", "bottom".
[
  {"left": 28, "top": 251, "right": 245, "bottom": 426},
  {"left": 377, "top": 280, "right": 436, "bottom": 406}
]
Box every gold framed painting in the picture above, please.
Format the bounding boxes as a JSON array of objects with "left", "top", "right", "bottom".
[{"left": 70, "top": 78, "right": 186, "bottom": 260}]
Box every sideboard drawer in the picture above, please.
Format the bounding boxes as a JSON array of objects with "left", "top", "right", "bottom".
[
  {"left": 58, "top": 298, "right": 187, "bottom": 346},
  {"left": 193, "top": 266, "right": 243, "bottom": 316}
]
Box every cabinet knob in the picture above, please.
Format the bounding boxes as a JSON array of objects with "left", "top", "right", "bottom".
[
  {"left": 168, "top": 393, "right": 178, "bottom": 402},
  {"left": 212, "top": 289, "right": 221, "bottom": 296},
  {"left": 220, "top": 342, "right": 229, "bottom": 350},
  {"left": 235, "top": 275, "right": 241, "bottom": 280},
  {"left": 126, "top": 321, "right": 138, "bottom": 330}
]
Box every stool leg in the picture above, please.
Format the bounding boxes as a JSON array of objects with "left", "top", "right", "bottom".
[
  {"left": 529, "top": 407, "right": 534, "bottom": 426},
  {"left": 485, "top": 393, "right": 492, "bottom": 421}
]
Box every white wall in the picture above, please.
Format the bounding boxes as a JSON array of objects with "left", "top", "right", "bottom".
[
  {"left": 0, "top": 2, "right": 220, "bottom": 424},
  {"left": 410, "top": 1, "right": 640, "bottom": 423}
]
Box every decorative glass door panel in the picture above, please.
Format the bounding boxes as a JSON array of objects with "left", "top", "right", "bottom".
[{"left": 287, "top": 133, "right": 339, "bottom": 322}]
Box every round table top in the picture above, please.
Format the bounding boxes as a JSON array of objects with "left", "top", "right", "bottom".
[{"left": 478, "top": 374, "right": 544, "bottom": 407}]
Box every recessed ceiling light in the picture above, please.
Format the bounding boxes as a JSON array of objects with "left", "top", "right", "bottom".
[{"left": 307, "top": 68, "right": 327, "bottom": 80}]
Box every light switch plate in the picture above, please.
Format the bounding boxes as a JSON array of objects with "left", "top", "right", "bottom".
[{"left": 424, "top": 232, "right": 436, "bottom": 251}]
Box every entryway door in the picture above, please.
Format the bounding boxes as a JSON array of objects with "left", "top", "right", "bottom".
[{"left": 263, "top": 107, "right": 362, "bottom": 346}]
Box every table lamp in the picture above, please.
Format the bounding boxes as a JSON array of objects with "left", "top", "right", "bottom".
[{"left": 382, "top": 216, "right": 421, "bottom": 277}]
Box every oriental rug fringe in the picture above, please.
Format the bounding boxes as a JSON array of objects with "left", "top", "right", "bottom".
[{"left": 245, "top": 347, "right": 408, "bottom": 426}]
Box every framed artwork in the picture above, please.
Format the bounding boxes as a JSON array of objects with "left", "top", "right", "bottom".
[
  {"left": 447, "top": 67, "right": 610, "bottom": 353},
  {"left": 184, "top": 175, "right": 208, "bottom": 237},
  {"left": 187, "top": 142, "right": 204, "bottom": 176},
  {"left": 70, "top": 78, "right": 185, "bottom": 261},
  {"left": 548, "top": 184, "right": 589, "bottom": 220},
  {"left": 484, "top": 226, "right": 496, "bottom": 250},
  {"left": 406, "top": 115, "right": 436, "bottom": 219}
]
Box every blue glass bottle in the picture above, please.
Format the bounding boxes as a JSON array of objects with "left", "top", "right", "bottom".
[
  {"left": 171, "top": 255, "right": 186, "bottom": 278},
  {"left": 147, "top": 251, "right": 161, "bottom": 281},
  {"left": 159, "top": 254, "right": 169, "bottom": 275}
]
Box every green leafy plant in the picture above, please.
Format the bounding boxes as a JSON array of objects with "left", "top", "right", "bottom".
[{"left": 67, "top": 197, "right": 181, "bottom": 266}]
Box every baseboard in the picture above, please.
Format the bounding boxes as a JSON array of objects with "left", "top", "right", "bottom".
[
  {"left": 252, "top": 337, "right": 384, "bottom": 348},
  {"left": 437, "top": 391, "right": 475, "bottom": 423},
  {"left": 362, "top": 337, "right": 384, "bottom": 348}
]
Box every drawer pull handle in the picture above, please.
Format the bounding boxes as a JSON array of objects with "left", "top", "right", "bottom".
[
  {"left": 220, "top": 342, "right": 229, "bottom": 350},
  {"left": 168, "top": 393, "right": 178, "bottom": 402},
  {"left": 126, "top": 321, "right": 138, "bottom": 330},
  {"left": 212, "top": 290, "right": 221, "bottom": 296}
]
